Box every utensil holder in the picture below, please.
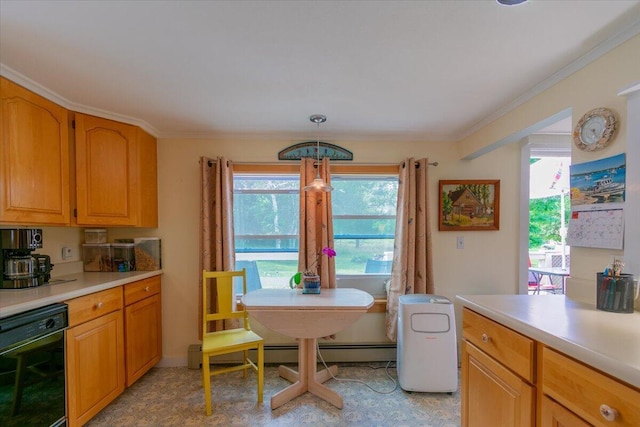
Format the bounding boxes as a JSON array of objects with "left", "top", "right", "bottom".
[{"left": 596, "top": 273, "right": 637, "bottom": 313}]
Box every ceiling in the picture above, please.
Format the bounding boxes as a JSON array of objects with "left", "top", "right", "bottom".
[{"left": 1, "top": 1, "right": 639, "bottom": 142}]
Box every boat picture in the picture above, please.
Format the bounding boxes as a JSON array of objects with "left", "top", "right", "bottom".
[
  {"left": 585, "top": 176, "right": 624, "bottom": 198},
  {"left": 570, "top": 153, "right": 626, "bottom": 206}
]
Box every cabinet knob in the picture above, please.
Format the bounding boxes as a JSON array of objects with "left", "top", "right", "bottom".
[
  {"left": 599, "top": 404, "right": 618, "bottom": 421},
  {"left": 96, "top": 302, "right": 103, "bottom": 309},
  {"left": 481, "top": 333, "right": 490, "bottom": 343},
  {"left": 145, "top": 286, "right": 150, "bottom": 292}
]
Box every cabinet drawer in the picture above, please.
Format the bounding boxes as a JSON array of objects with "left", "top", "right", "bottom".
[
  {"left": 462, "top": 308, "right": 534, "bottom": 382},
  {"left": 543, "top": 346, "right": 640, "bottom": 427},
  {"left": 124, "top": 276, "right": 161, "bottom": 306},
  {"left": 66, "top": 287, "right": 123, "bottom": 327}
]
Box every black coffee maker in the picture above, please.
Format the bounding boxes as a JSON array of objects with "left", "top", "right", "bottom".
[{"left": 0, "top": 229, "right": 54, "bottom": 289}]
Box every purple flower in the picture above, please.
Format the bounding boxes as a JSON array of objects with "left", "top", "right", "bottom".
[{"left": 322, "top": 247, "right": 337, "bottom": 258}]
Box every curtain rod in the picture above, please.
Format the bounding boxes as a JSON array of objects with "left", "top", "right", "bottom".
[
  {"left": 403, "top": 161, "right": 439, "bottom": 168},
  {"left": 229, "top": 161, "right": 438, "bottom": 166}
]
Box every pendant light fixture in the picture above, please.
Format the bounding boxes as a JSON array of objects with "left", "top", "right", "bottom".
[{"left": 304, "top": 114, "right": 333, "bottom": 192}]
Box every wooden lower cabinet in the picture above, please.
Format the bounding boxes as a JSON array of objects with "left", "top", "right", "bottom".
[
  {"left": 66, "top": 305, "right": 125, "bottom": 427},
  {"left": 66, "top": 278, "right": 162, "bottom": 425},
  {"left": 462, "top": 307, "right": 535, "bottom": 427},
  {"left": 124, "top": 276, "right": 162, "bottom": 386},
  {"left": 462, "top": 308, "right": 640, "bottom": 427},
  {"left": 462, "top": 340, "right": 534, "bottom": 427}
]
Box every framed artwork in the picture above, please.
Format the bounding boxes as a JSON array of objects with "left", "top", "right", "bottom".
[{"left": 438, "top": 180, "right": 500, "bottom": 231}]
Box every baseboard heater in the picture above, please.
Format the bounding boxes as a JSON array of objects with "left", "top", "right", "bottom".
[{"left": 188, "top": 342, "right": 397, "bottom": 370}]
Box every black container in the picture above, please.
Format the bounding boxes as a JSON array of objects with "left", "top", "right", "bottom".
[{"left": 596, "top": 273, "right": 636, "bottom": 313}]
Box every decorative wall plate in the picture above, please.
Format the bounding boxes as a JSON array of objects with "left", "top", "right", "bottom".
[
  {"left": 278, "top": 141, "right": 353, "bottom": 161},
  {"left": 573, "top": 108, "right": 617, "bottom": 152}
]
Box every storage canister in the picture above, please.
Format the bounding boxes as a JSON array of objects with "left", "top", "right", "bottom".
[
  {"left": 134, "top": 237, "right": 161, "bottom": 270},
  {"left": 82, "top": 243, "right": 112, "bottom": 272},
  {"left": 111, "top": 243, "right": 136, "bottom": 272},
  {"left": 84, "top": 228, "right": 107, "bottom": 243}
]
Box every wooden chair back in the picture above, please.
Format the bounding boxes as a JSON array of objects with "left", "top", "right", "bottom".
[{"left": 202, "top": 269, "right": 248, "bottom": 332}]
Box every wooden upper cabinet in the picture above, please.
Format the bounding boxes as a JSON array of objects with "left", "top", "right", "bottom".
[
  {"left": 0, "top": 77, "right": 71, "bottom": 225},
  {"left": 75, "top": 113, "right": 157, "bottom": 227}
]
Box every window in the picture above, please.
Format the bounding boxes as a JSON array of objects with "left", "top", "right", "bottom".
[
  {"left": 232, "top": 165, "right": 399, "bottom": 289},
  {"left": 331, "top": 174, "right": 398, "bottom": 275},
  {"left": 233, "top": 171, "right": 299, "bottom": 290}
]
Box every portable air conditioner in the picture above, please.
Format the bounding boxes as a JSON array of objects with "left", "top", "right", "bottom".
[{"left": 397, "top": 294, "right": 458, "bottom": 392}]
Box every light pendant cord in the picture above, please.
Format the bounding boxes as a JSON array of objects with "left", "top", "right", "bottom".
[
  {"left": 304, "top": 114, "right": 333, "bottom": 192},
  {"left": 316, "top": 121, "right": 321, "bottom": 177},
  {"left": 316, "top": 342, "right": 398, "bottom": 394}
]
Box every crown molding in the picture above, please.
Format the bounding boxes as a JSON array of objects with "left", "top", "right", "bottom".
[
  {"left": 0, "top": 64, "right": 160, "bottom": 137},
  {"left": 459, "top": 19, "right": 640, "bottom": 141},
  {"left": 618, "top": 81, "right": 640, "bottom": 97}
]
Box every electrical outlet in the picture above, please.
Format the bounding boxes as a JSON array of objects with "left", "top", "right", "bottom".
[
  {"left": 62, "top": 246, "right": 72, "bottom": 260},
  {"left": 456, "top": 236, "right": 464, "bottom": 249}
]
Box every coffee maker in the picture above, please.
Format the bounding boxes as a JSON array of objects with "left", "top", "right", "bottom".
[{"left": 0, "top": 229, "right": 54, "bottom": 289}]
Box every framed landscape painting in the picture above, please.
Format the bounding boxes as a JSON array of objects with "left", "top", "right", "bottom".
[{"left": 438, "top": 180, "right": 500, "bottom": 231}]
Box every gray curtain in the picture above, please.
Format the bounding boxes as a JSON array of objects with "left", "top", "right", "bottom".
[
  {"left": 385, "top": 158, "right": 434, "bottom": 341},
  {"left": 199, "top": 156, "right": 235, "bottom": 337}
]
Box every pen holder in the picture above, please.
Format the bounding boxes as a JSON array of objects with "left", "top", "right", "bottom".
[{"left": 596, "top": 273, "right": 637, "bottom": 313}]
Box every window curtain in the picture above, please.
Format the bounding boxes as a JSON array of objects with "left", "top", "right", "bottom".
[
  {"left": 199, "top": 156, "right": 235, "bottom": 337},
  {"left": 298, "top": 157, "right": 336, "bottom": 288},
  {"left": 385, "top": 158, "right": 434, "bottom": 341}
]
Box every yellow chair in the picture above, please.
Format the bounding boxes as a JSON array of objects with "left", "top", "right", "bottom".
[{"left": 201, "top": 269, "right": 264, "bottom": 416}]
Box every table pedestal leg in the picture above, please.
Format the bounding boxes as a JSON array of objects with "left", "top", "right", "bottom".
[{"left": 270, "top": 338, "right": 343, "bottom": 409}]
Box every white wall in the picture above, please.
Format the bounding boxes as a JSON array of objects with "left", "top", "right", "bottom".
[
  {"left": 28, "top": 33, "right": 640, "bottom": 366},
  {"left": 138, "top": 136, "right": 518, "bottom": 364}
]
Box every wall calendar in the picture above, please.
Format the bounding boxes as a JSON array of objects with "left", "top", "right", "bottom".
[{"left": 566, "top": 208, "right": 624, "bottom": 250}]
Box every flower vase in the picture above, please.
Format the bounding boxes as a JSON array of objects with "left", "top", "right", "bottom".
[{"left": 302, "top": 274, "right": 321, "bottom": 294}]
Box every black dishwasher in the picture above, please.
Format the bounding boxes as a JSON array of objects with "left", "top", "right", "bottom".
[{"left": 0, "top": 303, "right": 68, "bottom": 427}]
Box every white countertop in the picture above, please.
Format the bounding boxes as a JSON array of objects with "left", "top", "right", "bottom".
[
  {"left": 0, "top": 270, "right": 163, "bottom": 318},
  {"left": 456, "top": 294, "right": 640, "bottom": 389}
]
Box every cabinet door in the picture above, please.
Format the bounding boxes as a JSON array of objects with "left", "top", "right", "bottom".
[
  {"left": 462, "top": 340, "right": 534, "bottom": 427},
  {"left": 125, "top": 293, "right": 162, "bottom": 386},
  {"left": 66, "top": 310, "right": 125, "bottom": 427},
  {"left": 75, "top": 113, "right": 138, "bottom": 226},
  {"left": 541, "top": 395, "right": 590, "bottom": 427},
  {"left": 0, "top": 77, "right": 70, "bottom": 225}
]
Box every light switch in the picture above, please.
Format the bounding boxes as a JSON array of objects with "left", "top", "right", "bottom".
[
  {"left": 456, "top": 236, "right": 464, "bottom": 249},
  {"left": 62, "top": 246, "right": 72, "bottom": 260}
]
